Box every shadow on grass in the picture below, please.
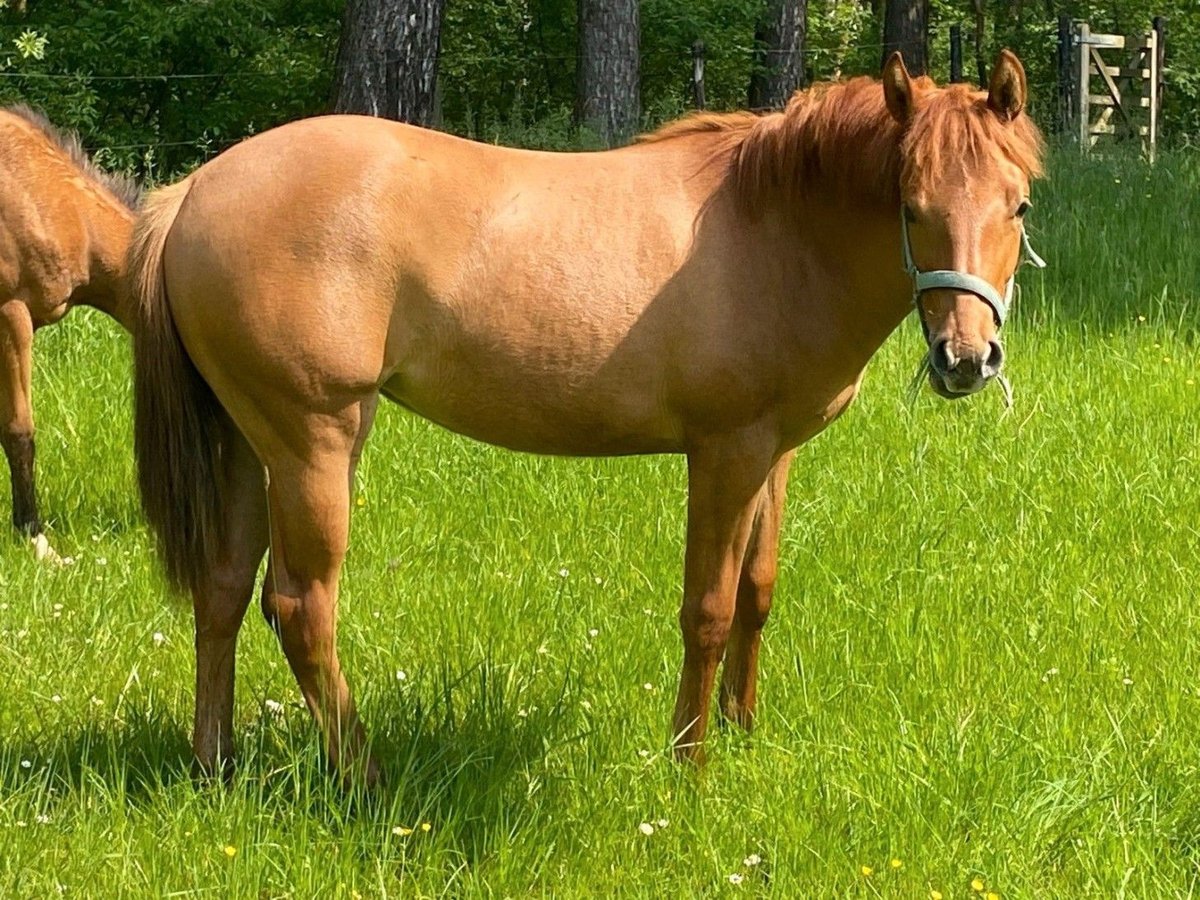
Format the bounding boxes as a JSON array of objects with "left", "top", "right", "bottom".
[{"left": 1, "top": 658, "right": 582, "bottom": 869}]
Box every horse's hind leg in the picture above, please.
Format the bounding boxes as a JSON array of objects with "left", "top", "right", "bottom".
[
  {"left": 192, "top": 420, "right": 269, "bottom": 778},
  {"left": 0, "top": 300, "right": 39, "bottom": 534},
  {"left": 260, "top": 398, "right": 378, "bottom": 784},
  {"left": 718, "top": 450, "right": 793, "bottom": 731}
]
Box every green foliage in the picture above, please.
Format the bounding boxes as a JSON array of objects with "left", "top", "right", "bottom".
[{"left": 1, "top": 1, "right": 1199, "bottom": 171}]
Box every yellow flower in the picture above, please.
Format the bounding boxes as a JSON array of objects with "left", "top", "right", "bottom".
[
  {"left": 986, "top": 893, "right": 1001, "bottom": 900},
  {"left": 421, "top": 822, "right": 432, "bottom": 833},
  {"left": 860, "top": 865, "right": 873, "bottom": 877},
  {"left": 931, "top": 892, "right": 944, "bottom": 900},
  {"left": 356, "top": 495, "right": 366, "bottom": 507},
  {"left": 1137, "top": 315, "right": 1147, "bottom": 322},
  {"left": 223, "top": 845, "right": 237, "bottom": 858},
  {"left": 971, "top": 877, "right": 985, "bottom": 892},
  {"left": 392, "top": 825, "right": 413, "bottom": 836},
  {"left": 890, "top": 858, "right": 903, "bottom": 870}
]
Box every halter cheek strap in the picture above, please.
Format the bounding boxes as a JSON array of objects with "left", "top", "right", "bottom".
[{"left": 900, "top": 209, "right": 1046, "bottom": 328}]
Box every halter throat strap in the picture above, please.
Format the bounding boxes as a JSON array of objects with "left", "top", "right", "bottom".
[{"left": 900, "top": 209, "right": 1045, "bottom": 328}]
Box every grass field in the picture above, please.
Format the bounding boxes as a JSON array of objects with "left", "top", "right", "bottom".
[{"left": 2, "top": 147, "right": 1200, "bottom": 897}]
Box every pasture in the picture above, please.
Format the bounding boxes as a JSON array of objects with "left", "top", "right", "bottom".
[{"left": 1, "top": 147, "right": 1199, "bottom": 896}]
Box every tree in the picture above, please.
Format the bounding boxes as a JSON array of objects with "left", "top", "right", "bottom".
[
  {"left": 575, "top": 0, "right": 640, "bottom": 145},
  {"left": 881, "top": 0, "right": 928, "bottom": 75},
  {"left": 332, "top": 0, "right": 446, "bottom": 126},
  {"left": 748, "top": 0, "right": 807, "bottom": 109}
]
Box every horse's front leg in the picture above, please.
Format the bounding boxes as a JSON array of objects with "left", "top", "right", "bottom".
[
  {"left": 0, "top": 300, "right": 39, "bottom": 536},
  {"left": 672, "top": 429, "right": 777, "bottom": 763},
  {"left": 719, "top": 449, "right": 794, "bottom": 730}
]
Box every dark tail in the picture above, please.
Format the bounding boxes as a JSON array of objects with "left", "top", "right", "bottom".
[{"left": 129, "top": 176, "right": 224, "bottom": 597}]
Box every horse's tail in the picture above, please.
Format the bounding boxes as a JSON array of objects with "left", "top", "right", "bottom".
[{"left": 129, "top": 176, "right": 223, "bottom": 597}]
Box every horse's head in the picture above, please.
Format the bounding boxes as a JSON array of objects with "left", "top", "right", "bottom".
[{"left": 883, "top": 50, "right": 1045, "bottom": 399}]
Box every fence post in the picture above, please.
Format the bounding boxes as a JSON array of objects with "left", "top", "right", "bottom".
[
  {"left": 949, "top": 24, "right": 962, "bottom": 83},
  {"left": 1153, "top": 16, "right": 1166, "bottom": 135},
  {"left": 1056, "top": 15, "right": 1074, "bottom": 137},
  {"left": 692, "top": 40, "right": 706, "bottom": 110},
  {"left": 1077, "top": 20, "right": 1090, "bottom": 150}
]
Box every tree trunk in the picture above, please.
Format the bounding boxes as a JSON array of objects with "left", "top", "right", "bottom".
[
  {"left": 332, "top": 0, "right": 446, "bottom": 126},
  {"left": 748, "top": 0, "right": 807, "bottom": 109},
  {"left": 881, "top": 0, "right": 929, "bottom": 75},
  {"left": 575, "top": 0, "right": 640, "bottom": 146}
]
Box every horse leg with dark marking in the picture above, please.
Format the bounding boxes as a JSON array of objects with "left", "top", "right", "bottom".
[
  {"left": 672, "top": 431, "right": 776, "bottom": 763},
  {"left": 0, "top": 301, "right": 38, "bottom": 535},
  {"left": 191, "top": 423, "right": 269, "bottom": 779},
  {"left": 719, "top": 450, "right": 793, "bottom": 731},
  {"left": 260, "top": 400, "right": 378, "bottom": 785}
]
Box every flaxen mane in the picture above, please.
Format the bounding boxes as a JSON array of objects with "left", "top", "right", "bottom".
[
  {"left": 5, "top": 104, "right": 142, "bottom": 209},
  {"left": 642, "top": 76, "right": 1044, "bottom": 212}
]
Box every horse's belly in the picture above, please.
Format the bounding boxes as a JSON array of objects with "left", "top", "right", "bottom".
[{"left": 381, "top": 362, "right": 684, "bottom": 456}]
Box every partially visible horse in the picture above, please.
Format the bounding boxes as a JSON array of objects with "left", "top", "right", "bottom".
[
  {"left": 0, "top": 106, "right": 138, "bottom": 539},
  {"left": 129, "top": 52, "right": 1044, "bottom": 782}
]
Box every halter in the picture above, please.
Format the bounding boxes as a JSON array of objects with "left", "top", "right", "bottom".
[{"left": 900, "top": 207, "right": 1046, "bottom": 329}]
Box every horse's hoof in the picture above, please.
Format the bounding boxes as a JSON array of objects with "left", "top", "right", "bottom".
[{"left": 30, "top": 533, "right": 71, "bottom": 566}]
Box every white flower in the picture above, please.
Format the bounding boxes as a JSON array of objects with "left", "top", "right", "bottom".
[
  {"left": 50, "top": 695, "right": 61, "bottom": 703},
  {"left": 95, "top": 557, "right": 107, "bottom": 566},
  {"left": 728, "top": 873, "right": 744, "bottom": 884},
  {"left": 19, "top": 759, "right": 31, "bottom": 769},
  {"left": 558, "top": 568, "right": 569, "bottom": 578},
  {"left": 1123, "top": 676, "right": 1134, "bottom": 686},
  {"left": 744, "top": 854, "right": 761, "bottom": 867},
  {"left": 638, "top": 822, "right": 654, "bottom": 836},
  {"left": 35, "top": 814, "right": 49, "bottom": 825},
  {"left": 395, "top": 670, "right": 407, "bottom": 681},
  {"left": 637, "top": 748, "right": 651, "bottom": 758},
  {"left": 264, "top": 700, "right": 284, "bottom": 715},
  {"left": 642, "top": 683, "right": 654, "bottom": 691},
  {"left": 588, "top": 628, "right": 599, "bottom": 638},
  {"left": 152, "top": 631, "right": 166, "bottom": 646},
  {"left": 656, "top": 818, "right": 669, "bottom": 829}
]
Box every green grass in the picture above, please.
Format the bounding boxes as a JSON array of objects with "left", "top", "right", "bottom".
[{"left": 3, "top": 147, "right": 1200, "bottom": 897}]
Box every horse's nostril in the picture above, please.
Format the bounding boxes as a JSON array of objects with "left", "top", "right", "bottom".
[
  {"left": 984, "top": 339, "right": 1004, "bottom": 373},
  {"left": 931, "top": 338, "right": 957, "bottom": 373}
]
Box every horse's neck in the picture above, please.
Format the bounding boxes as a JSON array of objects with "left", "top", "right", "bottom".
[{"left": 74, "top": 198, "right": 135, "bottom": 330}]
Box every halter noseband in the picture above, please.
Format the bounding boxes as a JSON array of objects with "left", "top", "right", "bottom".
[{"left": 900, "top": 208, "right": 1046, "bottom": 328}]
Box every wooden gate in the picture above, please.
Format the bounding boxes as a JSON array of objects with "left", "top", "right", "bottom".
[{"left": 1058, "top": 17, "right": 1165, "bottom": 157}]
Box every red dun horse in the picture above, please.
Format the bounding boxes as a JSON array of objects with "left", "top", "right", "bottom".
[
  {"left": 130, "top": 52, "right": 1043, "bottom": 781},
  {"left": 0, "top": 107, "right": 137, "bottom": 538}
]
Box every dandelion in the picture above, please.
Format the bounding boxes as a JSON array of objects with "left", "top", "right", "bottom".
[
  {"left": 743, "top": 854, "right": 761, "bottom": 867},
  {"left": 930, "top": 892, "right": 944, "bottom": 900},
  {"left": 392, "top": 825, "right": 413, "bottom": 836},
  {"left": 728, "top": 873, "right": 744, "bottom": 885},
  {"left": 638, "top": 822, "right": 655, "bottom": 836},
  {"left": 986, "top": 893, "right": 1000, "bottom": 900},
  {"left": 420, "top": 822, "right": 431, "bottom": 833},
  {"left": 971, "top": 877, "right": 985, "bottom": 892},
  {"left": 223, "top": 845, "right": 237, "bottom": 858},
  {"left": 860, "top": 865, "right": 873, "bottom": 877},
  {"left": 152, "top": 631, "right": 166, "bottom": 646},
  {"left": 890, "top": 858, "right": 903, "bottom": 870},
  {"left": 355, "top": 495, "right": 366, "bottom": 507}
]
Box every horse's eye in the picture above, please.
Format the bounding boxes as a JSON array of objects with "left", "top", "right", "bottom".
[{"left": 1015, "top": 200, "right": 1031, "bottom": 218}]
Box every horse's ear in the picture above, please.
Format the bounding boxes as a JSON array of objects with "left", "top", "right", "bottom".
[
  {"left": 882, "top": 52, "right": 916, "bottom": 125},
  {"left": 987, "top": 49, "right": 1027, "bottom": 122}
]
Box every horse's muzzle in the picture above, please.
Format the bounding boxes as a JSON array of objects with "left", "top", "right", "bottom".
[{"left": 927, "top": 337, "right": 1004, "bottom": 397}]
